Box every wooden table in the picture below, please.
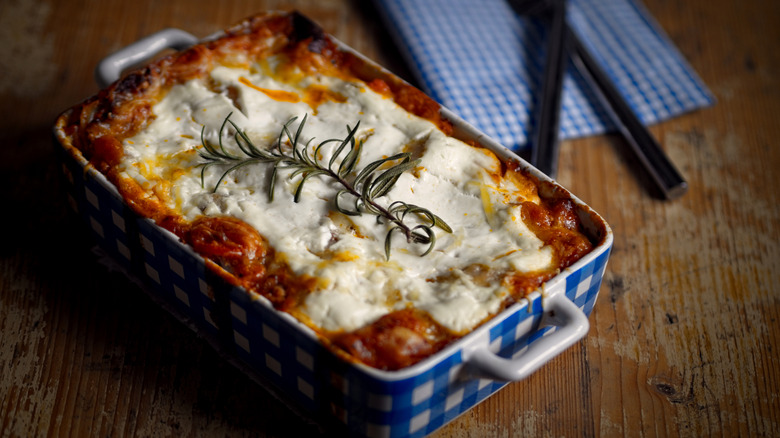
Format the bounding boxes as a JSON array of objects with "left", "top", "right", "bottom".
[{"left": 1, "top": 0, "right": 778, "bottom": 436}]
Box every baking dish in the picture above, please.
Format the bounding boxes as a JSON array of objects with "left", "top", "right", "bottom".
[{"left": 55, "top": 11, "right": 612, "bottom": 437}]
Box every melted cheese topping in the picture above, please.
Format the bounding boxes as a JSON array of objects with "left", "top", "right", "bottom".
[{"left": 120, "top": 61, "right": 551, "bottom": 334}]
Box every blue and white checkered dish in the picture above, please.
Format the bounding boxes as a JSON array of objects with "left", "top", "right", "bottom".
[
  {"left": 373, "top": 0, "right": 715, "bottom": 150},
  {"left": 55, "top": 9, "right": 619, "bottom": 434},
  {"left": 56, "top": 124, "right": 612, "bottom": 437}
]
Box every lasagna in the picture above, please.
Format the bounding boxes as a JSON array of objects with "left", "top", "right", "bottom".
[{"left": 56, "top": 11, "right": 595, "bottom": 370}]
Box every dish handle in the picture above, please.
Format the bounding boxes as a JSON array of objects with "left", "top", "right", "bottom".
[
  {"left": 95, "top": 28, "right": 198, "bottom": 88},
  {"left": 466, "top": 293, "right": 589, "bottom": 381}
]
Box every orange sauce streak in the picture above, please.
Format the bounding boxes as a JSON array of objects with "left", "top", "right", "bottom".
[{"left": 238, "top": 76, "right": 300, "bottom": 103}]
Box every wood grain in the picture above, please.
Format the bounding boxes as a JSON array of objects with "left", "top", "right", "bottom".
[{"left": 1, "top": 0, "right": 778, "bottom": 436}]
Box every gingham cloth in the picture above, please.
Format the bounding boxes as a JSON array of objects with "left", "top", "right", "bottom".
[{"left": 373, "top": 0, "right": 714, "bottom": 151}]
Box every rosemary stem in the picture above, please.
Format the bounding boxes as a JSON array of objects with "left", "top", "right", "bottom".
[{"left": 199, "top": 113, "right": 447, "bottom": 258}]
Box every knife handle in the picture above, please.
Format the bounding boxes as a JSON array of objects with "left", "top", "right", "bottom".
[
  {"left": 530, "top": 0, "right": 568, "bottom": 178},
  {"left": 569, "top": 29, "right": 688, "bottom": 200}
]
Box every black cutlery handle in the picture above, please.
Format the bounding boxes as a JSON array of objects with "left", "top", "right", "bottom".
[
  {"left": 569, "top": 29, "right": 688, "bottom": 200},
  {"left": 531, "top": 0, "right": 568, "bottom": 178}
]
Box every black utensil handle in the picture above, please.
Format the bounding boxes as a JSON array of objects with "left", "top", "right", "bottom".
[
  {"left": 531, "top": 0, "right": 568, "bottom": 178},
  {"left": 569, "top": 28, "right": 688, "bottom": 199}
]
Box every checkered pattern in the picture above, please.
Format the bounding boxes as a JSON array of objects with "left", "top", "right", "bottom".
[
  {"left": 373, "top": 0, "right": 714, "bottom": 150},
  {"left": 57, "top": 141, "right": 612, "bottom": 437},
  {"left": 57, "top": 146, "right": 220, "bottom": 337}
]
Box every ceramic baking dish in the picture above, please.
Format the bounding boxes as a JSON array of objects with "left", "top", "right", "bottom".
[{"left": 55, "top": 12, "right": 612, "bottom": 438}]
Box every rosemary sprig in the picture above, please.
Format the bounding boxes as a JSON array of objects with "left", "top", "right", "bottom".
[{"left": 198, "top": 113, "right": 452, "bottom": 259}]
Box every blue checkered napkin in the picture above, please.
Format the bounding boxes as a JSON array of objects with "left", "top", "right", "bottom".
[{"left": 372, "top": 0, "right": 714, "bottom": 150}]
